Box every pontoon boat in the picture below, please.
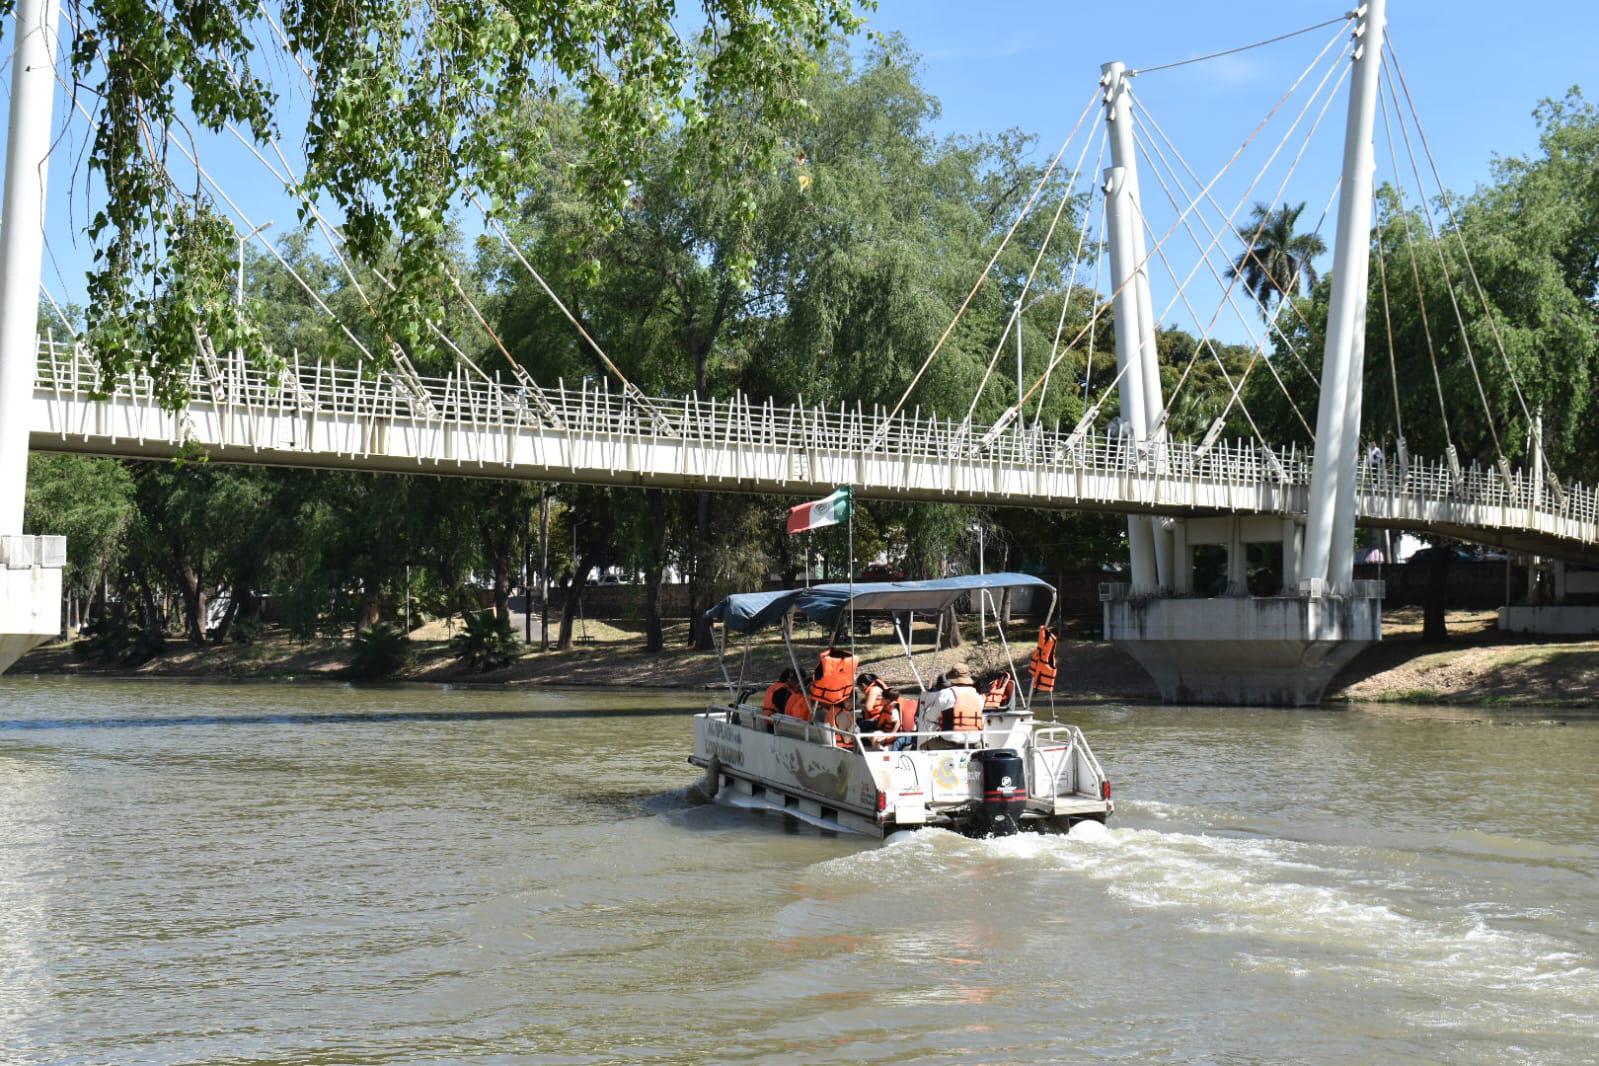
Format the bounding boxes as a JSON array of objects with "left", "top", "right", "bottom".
[{"left": 690, "top": 574, "right": 1113, "bottom": 838}]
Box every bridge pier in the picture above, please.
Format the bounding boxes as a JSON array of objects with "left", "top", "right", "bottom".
[
  {"left": 1103, "top": 517, "right": 1382, "bottom": 706},
  {"left": 1102, "top": 585, "right": 1382, "bottom": 707},
  {"left": 0, "top": 536, "right": 65, "bottom": 673},
  {"left": 0, "top": 0, "right": 66, "bottom": 675}
]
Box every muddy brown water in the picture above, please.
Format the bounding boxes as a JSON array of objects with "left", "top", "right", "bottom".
[{"left": 1, "top": 677, "right": 1595, "bottom": 1064}]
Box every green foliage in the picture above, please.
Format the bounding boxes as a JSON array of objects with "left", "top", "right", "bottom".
[
  {"left": 349, "top": 622, "right": 413, "bottom": 678},
  {"left": 451, "top": 611, "right": 520, "bottom": 672},
  {"left": 16, "top": 0, "right": 872, "bottom": 403},
  {"left": 72, "top": 612, "right": 164, "bottom": 667},
  {"left": 23, "top": 455, "right": 135, "bottom": 600},
  {"left": 1227, "top": 202, "right": 1327, "bottom": 314}
]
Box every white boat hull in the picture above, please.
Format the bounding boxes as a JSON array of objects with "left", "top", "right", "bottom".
[{"left": 690, "top": 706, "right": 1112, "bottom": 839}]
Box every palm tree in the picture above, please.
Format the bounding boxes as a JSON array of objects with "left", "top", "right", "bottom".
[{"left": 1227, "top": 201, "right": 1326, "bottom": 315}]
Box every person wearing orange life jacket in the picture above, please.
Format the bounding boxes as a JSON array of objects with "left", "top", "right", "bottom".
[
  {"left": 761, "top": 667, "right": 803, "bottom": 721},
  {"left": 917, "top": 663, "right": 984, "bottom": 748},
  {"left": 855, "top": 674, "right": 899, "bottom": 747},
  {"left": 809, "top": 647, "right": 857, "bottom": 707},
  {"left": 1027, "top": 626, "right": 1060, "bottom": 695},
  {"left": 806, "top": 648, "right": 859, "bottom": 748},
  {"left": 981, "top": 671, "right": 1016, "bottom": 711}
]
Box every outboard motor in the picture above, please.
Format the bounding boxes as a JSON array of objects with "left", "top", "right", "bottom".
[{"left": 969, "top": 748, "right": 1026, "bottom": 837}]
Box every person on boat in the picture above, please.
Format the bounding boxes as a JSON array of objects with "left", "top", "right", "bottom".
[
  {"left": 980, "top": 670, "right": 1015, "bottom": 712},
  {"left": 809, "top": 647, "right": 857, "bottom": 708},
  {"left": 762, "top": 667, "right": 804, "bottom": 720},
  {"left": 856, "top": 674, "right": 900, "bottom": 746},
  {"left": 917, "top": 663, "right": 984, "bottom": 748}
]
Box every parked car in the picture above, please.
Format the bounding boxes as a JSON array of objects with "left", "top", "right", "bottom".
[{"left": 857, "top": 563, "right": 907, "bottom": 583}]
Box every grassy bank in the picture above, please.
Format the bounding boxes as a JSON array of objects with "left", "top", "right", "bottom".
[{"left": 13, "top": 609, "right": 1598, "bottom": 707}]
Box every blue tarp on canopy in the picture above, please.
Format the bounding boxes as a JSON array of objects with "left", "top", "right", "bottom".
[
  {"left": 701, "top": 587, "right": 809, "bottom": 634},
  {"left": 704, "top": 572, "right": 1053, "bottom": 635}
]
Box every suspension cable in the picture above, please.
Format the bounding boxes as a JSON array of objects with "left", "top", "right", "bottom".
[
  {"left": 1382, "top": 59, "right": 1505, "bottom": 467},
  {"left": 1035, "top": 132, "right": 1108, "bottom": 428},
  {"left": 993, "top": 17, "right": 1353, "bottom": 433},
  {"left": 1128, "top": 37, "right": 1350, "bottom": 353},
  {"left": 1130, "top": 102, "right": 1333, "bottom": 394},
  {"left": 1387, "top": 37, "right": 1549, "bottom": 468},
  {"left": 1377, "top": 85, "right": 1453, "bottom": 451},
  {"left": 1371, "top": 207, "right": 1406, "bottom": 447},
  {"left": 258, "top": 0, "right": 656, "bottom": 418},
  {"left": 877, "top": 85, "right": 1101, "bottom": 436},
  {"left": 965, "top": 118, "right": 1103, "bottom": 424},
  {"left": 1123, "top": 47, "right": 1350, "bottom": 434},
  {"left": 1129, "top": 13, "right": 1354, "bottom": 77},
  {"left": 210, "top": 108, "right": 560, "bottom": 422},
  {"left": 1128, "top": 188, "right": 1311, "bottom": 442}
]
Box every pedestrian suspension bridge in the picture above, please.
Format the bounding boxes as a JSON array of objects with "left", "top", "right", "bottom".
[{"left": 3, "top": 0, "right": 1592, "bottom": 695}]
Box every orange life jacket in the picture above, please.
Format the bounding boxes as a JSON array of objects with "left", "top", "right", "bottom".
[
  {"left": 895, "top": 696, "right": 919, "bottom": 734},
  {"left": 940, "top": 685, "right": 984, "bottom": 732},
  {"left": 809, "top": 648, "right": 857, "bottom": 706},
  {"left": 860, "top": 679, "right": 893, "bottom": 729},
  {"left": 762, "top": 682, "right": 796, "bottom": 719},
  {"left": 1028, "top": 627, "right": 1059, "bottom": 694},
  {"left": 982, "top": 674, "right": 1015, "bottom": 711}
]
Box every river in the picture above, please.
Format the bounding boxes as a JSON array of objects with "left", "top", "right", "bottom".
[{"left": 0, "top": 677, "right": 1595, "bottom": 1064}]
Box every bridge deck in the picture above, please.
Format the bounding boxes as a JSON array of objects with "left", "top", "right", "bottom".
[{"left": 28, "top": 343, "right": 1599, "bottom": 565}]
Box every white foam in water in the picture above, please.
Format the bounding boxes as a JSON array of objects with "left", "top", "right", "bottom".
[
  {"left": 1068, "top": 819, "right": 1108, "bottom": 841},
  {"left": 805, "top": 818, "right": 1599, "bottom": 1036}
]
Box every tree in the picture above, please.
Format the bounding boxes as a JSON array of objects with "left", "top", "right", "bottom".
[
  {"left": 23, "top": 455, "right": 135, "bottom": 628},
  {"left": 16, "top": 0, "right": 872, "bottom": 404},
  {"left": 1227, "top": 202, "right": 1327, "bottom": 314}
]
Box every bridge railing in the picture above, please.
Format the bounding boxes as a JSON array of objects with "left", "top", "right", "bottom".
[{"left": 31, "top": 339, "right": 1599, "bottom": 539}]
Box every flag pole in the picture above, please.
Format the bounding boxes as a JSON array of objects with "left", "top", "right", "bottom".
[
  {"left": 847, "top": 486, "right": 855, "bottom": 722},
  {"left": 846, "top": 488, "right": 854, "bottom": 649}
]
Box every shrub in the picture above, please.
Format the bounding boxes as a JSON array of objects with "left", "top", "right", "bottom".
[
  {"left": 229, "top": 616, "right": 263, "bottom": 645},
  {"left": 73, "top": 613, "right": 164, "bottom": 666},
  {"left": 451, "top": 610, "right": 520, "bottom": 672},
  {"left": 349, "top": 622, "right": 413, "bottom": 678}
]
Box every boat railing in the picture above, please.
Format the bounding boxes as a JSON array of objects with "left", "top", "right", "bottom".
[
  {"left": 1027, "top": 725, "right": 1102, "bottom": 802},
  {"left": 713, "top": 702, "right": 1039, "bottom": 754}
]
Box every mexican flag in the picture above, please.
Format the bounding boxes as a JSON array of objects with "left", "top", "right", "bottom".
[{"left": 786, "top": 487, "right": 851, "bottom": 535}]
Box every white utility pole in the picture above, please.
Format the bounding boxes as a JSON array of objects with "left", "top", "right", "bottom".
[
  {"left": 1302, "top": 0, "right": 1387, "bottom": 592},
  {"left": 0, "top": 0, "right": 64, "bottom": 535},
  {"left": 1101, "top": 60, "right": 1171, "bottom": 592},
  {"left": 975, "top": 520, "right": 987, "bottom": 641}
]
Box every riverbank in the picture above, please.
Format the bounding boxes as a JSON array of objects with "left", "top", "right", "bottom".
[{"left": 12, "top": 608, "right": 1599, "bottom": 706}]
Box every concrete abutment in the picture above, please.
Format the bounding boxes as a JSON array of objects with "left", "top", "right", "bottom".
[
  {"left": 0, "top": 535, "right": 66, "bottom": 674},
  {"left": 1102, "top": 583, "right": 1383, "bottom": 707}
]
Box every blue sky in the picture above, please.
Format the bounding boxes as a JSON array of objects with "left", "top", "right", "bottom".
[
  {"left": 875, "top": 0, "right": 1595, "bottom": 193},
  {"left": 19, "top": 0, "right": 1598, "bottom": 348}
]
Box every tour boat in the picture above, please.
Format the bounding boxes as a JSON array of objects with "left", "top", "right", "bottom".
[{"left": 690, "top": 573, "right": 1113, "bottom": 838}]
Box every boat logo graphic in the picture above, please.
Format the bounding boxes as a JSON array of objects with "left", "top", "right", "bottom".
[{"left": 776, "top": 747, "right": 850, "bottom": 800}]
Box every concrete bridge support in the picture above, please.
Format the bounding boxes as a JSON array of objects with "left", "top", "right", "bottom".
[
  {"left": 0, "top": 535, "right": 65, "bottom": 673},
  {"left": 0, "top": 0, "right": 66, "bottom": 674},
  {"left": 1098, "top": 1, "right": 1388, "bottom": 705}
]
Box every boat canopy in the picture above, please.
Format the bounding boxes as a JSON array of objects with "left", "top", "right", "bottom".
[{"left": 704, "top": 572, "right": 1053, "bottom": 634}]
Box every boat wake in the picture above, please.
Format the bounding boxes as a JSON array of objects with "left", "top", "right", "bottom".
[{"left": 804, "top": 819, "right": 1599, "bottom": 1038}]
